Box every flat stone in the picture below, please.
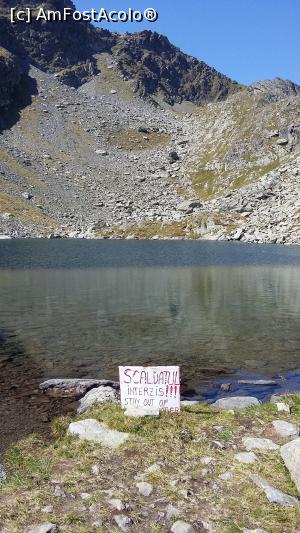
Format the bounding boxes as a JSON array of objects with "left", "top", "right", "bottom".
[
  {"left": 136, "top": 481, "right": 153, "bottom": 496},
  {"left": 181, "top": 400, "right": 202, "bottom": 406},
  {"left": 276, "top": 402, "right": 291, "bottom": 414},
  {"left": 171, "top": 520, "right": 196, "bottom": 533},
  {"left": 124, "top": 407, "right": 159, "bottom": 417},
  {"left": 272, "top": 420, "right": 299, "bottom": 438},
  {"left": 250, "top": 474, "right": 299, "bottom": 505},
  {"left": 281, "top": 439, "right": 300, "bottom": 494},
  {"left": 41, "top": 506, "right": 54, "bottom": 514},
  {"left": 244, "top": 529, "right": 269, "bottom": 533},
  {"left": 212, "top": 396, "right": 260, "bottom": 410},
  {"left": 77, "top": 386, "right": 118, "bottom": 413},
  {"left": 200, "top": 456, "right": 213, "bottom": 465},
  {"left": 39, "top": 379, "right": 118, "bottom": 398},
  {"left": 27, "top": 524, "right": 58, "bottom": 533},
  {"left": 113, "top": 514, "right": 133, "bottom": 531},
  {"left": 243, "top": 437, "right": 279, "bottom": 451},
  {"left": 0, "top": 235, "right": 11, "bottom": 239},
  {"left": 67, "top": 419, "right": 129, "bottom": 448},
  {"left": 234, "top": 452, "right": 257, "bottom": 464},
  {"left": 219, "top": 471, "right": 232, "bottom": 481}
]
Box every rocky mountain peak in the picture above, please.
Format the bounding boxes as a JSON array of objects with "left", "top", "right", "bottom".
[{"left": 249, "top": 77, "right": 300, "bottom": 101}]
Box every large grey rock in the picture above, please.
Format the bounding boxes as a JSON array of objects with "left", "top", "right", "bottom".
[
  {"left": 234, "top": 452, "right": 257, "bottom": 464},
  {"left": 67, "top": 419, "right": 129, "bottom": 448},
  {"left": 40, "top": 378, "right": 118, "bottom": 398},
  {"left": 212, "top": 396, "right": 260, "bottom": 410},
  {"left": 272, "top": 420, "right": 299, "bottom": 438},
  {"left": 77, "top": 386, "right": 118, "bottom": 413},
  {"left": 243, "top": 437, "right": 279, "bottom": 451},
  {"left": 27, "top": 525, "right": 58, "bottom": 533},
  {"left": 171, "top": 521, "right": 196, "bottom": 533},
  {"left": 281, "top": 439, "right": 300, "bottom": 494},
  {"left": 250, "top": 474, "right": 299, "bottom": 505}
]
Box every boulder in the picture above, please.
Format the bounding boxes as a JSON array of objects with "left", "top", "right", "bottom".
[
  {"left": 272, "top": 420, "right": 299, "bottom": 438},
  {"left": 39, "top": 378, "right": 118, "bottom": 398},
  {"left": 77, "top": 386, "right": 118, "bottom": 414},
  {"left": 67, "top": 419, "right": 129, "bottom": 448},
  {"left": 250, "top": 474, "right": 299, "bottom": 505},
  {"left": 212, "top": 396, "right": 260, "bottom": 410},
  {"left": 243, "top": 437, "right": 279, "bottom": 451},
  {"left": 281, "top": 439, "right": 300, "bottom": 494}
]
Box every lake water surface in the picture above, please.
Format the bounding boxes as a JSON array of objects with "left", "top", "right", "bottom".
[{"left": 1, "top": 240, "right": 300, "bottom": 450}]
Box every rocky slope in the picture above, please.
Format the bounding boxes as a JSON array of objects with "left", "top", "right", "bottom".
[{"left": 0, "top": 0, "right": 299, "bottom": 243}]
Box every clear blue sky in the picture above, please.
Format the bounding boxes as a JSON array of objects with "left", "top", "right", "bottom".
[{"left": 75, "top": 0, "right": 300, "bottom": 85}]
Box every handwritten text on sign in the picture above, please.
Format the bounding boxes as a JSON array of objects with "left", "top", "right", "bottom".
[{"left": 119, "top": 366, "right": 180, "bottom": 412}]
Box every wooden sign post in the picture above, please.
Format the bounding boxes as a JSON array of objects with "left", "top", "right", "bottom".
[{"left": 119, "top": 366, "right": 180, "bottom": 413}]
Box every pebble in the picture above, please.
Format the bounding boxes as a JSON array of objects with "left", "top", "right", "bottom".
[
  {"left": 234, "top": 452, "right": 257, "bottom": 464},
  {"left": 136, "top": 481, "right": 153, "bottom": 497},
  {"left": 113, "top": 514, "right": 133, "bottom": 531}
]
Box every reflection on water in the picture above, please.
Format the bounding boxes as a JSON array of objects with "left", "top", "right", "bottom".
[{"left": 1, "top": 240, "right": 300, "bottom": 392}]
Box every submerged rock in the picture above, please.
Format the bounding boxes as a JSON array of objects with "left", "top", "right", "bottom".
[
  {"left": 281, "top": 439, "right": 300, "bottom": 494},
  {"left": 77, "top": 385, "right": 119, "bottom": 413},
  {"left": 39, "top": 378, "right": 118, "bottom": 398},
  {"left": 67, "top": 419, "right": 129, "bottom": 448},
  {"left": 212, "top": 396, "right": 260, "bottom": 410},
  {"left": 250, "top": 474, "right": 299, "bottom": 505}
]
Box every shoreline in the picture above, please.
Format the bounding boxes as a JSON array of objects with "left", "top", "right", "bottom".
[{"left": 2, "top": 368, "right": 300, "bottom": 459}]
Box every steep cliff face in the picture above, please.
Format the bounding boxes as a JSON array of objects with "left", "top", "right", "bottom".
[
  {"left": 0, "top": 0, "right": 116, "bottom": 86},
  {"left": 0, "top": 47, "right": 21, "bottom": 109},
  {"left": 0, "top": 0, "right": 241, "bottom": 101},
  {"left": 113, "top": 31, "right": 241, "bottom": 105}
]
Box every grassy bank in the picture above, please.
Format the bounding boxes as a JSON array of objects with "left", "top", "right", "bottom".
[{"left": 1, "top": 395, "right": 300, "bottom": 532}]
